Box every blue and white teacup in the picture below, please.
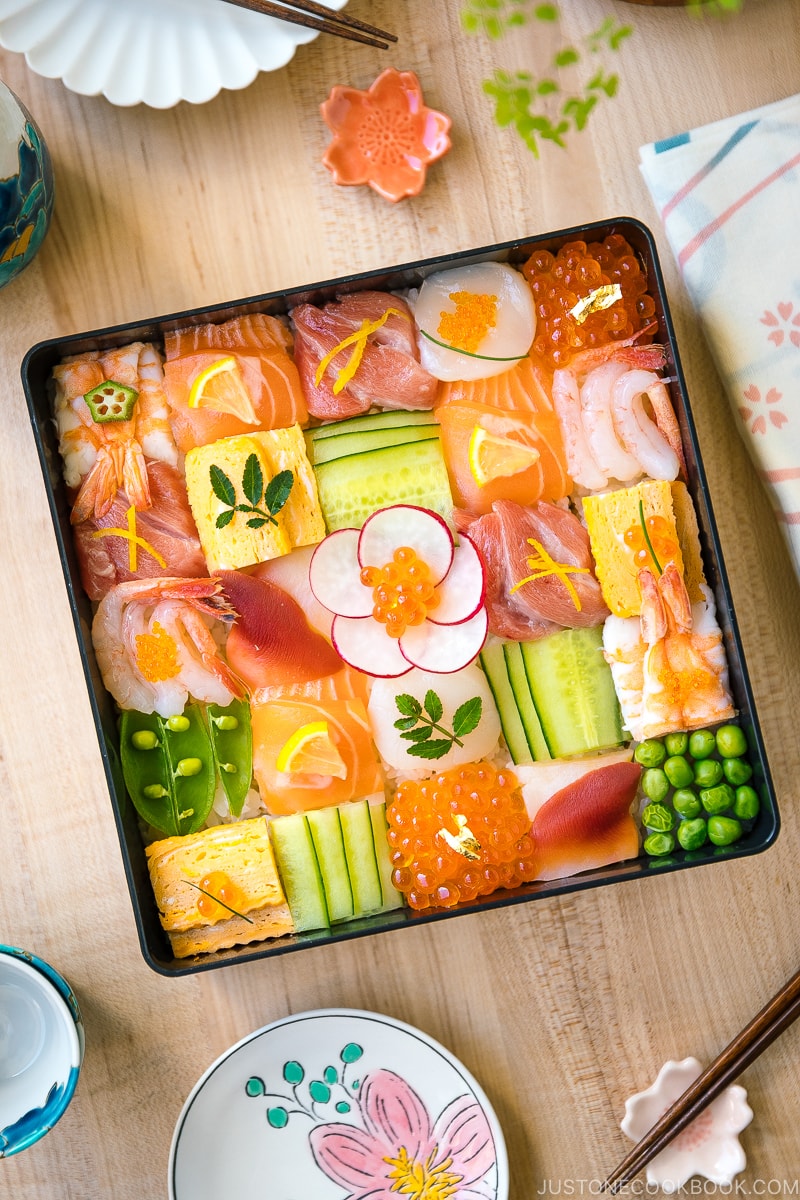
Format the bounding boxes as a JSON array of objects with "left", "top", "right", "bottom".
[
  {"left": 0, "top": 945, "right": 84, "bottom": 1157},
  {"left": 0, "top": 78, "right": 54, "bottom": 289}
]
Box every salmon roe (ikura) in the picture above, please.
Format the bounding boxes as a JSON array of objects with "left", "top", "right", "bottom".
[
  {"left": 386, "top": 761, "right": 537, "bottom": 910},
  {"left": 624, "top": 515, "right": 680, "bottom": 574},
  {"left": 360, "top": 546, "right": 440, "bottom": 639},
  {"left": 195, "top": 871, "right": 246, "bottom": 920},
  {"left": 522, "top": 235, "right": 655, "bottom": 370}
]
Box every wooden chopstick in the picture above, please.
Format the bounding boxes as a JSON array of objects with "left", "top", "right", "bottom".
[
  {"left": 602, "top": 965, "right": 800, "bottom": 1192},
  {"left": 218, "top": 0, "right": 397, "bottom": 48}
]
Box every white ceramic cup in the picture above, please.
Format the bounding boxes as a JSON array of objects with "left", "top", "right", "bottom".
[{"left": 0, "top": 947, "right": 84, "bottom": 1157}]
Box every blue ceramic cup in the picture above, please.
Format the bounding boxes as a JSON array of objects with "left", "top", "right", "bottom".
[
  {"left": 0, "top": 946, "right": 84, "bottom": 1157},
  {"left": 0, "top": 79, "right": 54, "bottom": 289}
]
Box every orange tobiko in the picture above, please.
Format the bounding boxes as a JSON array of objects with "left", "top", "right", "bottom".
[{"left": 321, "top": 68, "right": 452, "bottom": 203}]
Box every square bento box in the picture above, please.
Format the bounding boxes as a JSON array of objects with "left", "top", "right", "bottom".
[{"left": 23, "top": 218, "right": 779, "bottom": 976}]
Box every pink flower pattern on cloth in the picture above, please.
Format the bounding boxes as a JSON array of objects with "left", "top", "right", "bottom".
[
  {"left": 639, "top": 93, "right": 800, "bottom": 576},
  {"left": 310, "top": 1068, "right": 497, "bottom": 1200}
]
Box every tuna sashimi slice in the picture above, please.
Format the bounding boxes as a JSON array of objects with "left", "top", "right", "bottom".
[
  {"left": 221, "top": 571, "right": 343, "bottom": 691},
  {"left": 291, "top": 292, "right": 438, "bottom": 420},
  {"left": 73, "top": 460, "right": 207, "bottom": 601},
  {"left": 457, "top": 500, "right": 608, "bottom": 639},
  {"left": 529, "top": 760, "right": 641, "bottom": 881}
]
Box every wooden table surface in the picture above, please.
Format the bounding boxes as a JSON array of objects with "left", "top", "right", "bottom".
[{"left": 2, "top": 1, "right": 799, "bottom": 1196}]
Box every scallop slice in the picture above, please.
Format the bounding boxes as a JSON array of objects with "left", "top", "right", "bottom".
[
  {"left": 414, "top": 262, "right": 536, "bottom": 382},
  {"left": 367, "top": 663, "right": 501, "bottom": 772}
]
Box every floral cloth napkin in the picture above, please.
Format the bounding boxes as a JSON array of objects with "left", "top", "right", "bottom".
[{"left": 639, "top": 93, "right": 800, "bottom": 577}]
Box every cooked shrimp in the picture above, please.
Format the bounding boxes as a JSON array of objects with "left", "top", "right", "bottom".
[
  {"left": 54, "top": 343, "right": 178, "bottom": 525},
  {"left": 612, "top": 370, "right": 682, "bottom": 482},
  {"left": 552, "top": 368, "right": 607, "bottom": 490},
  {"left": 563, "top": 324, "right": 666, "bottom": 376},
  {"left": 579, "top": 361, "right": 642, "bottom": 482},
  {"left": 638, "top": 564, "right": 734, "bottom": 739},
  {"left": 92, "top": 577, "right": 245, "bottom": 718}
]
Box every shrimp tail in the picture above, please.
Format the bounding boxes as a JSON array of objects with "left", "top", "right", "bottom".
[
  {"left": 180, "top": 609, "right": 248, "bottom": 699},
  {"left": 646, "top": 381, "right": 688, "bottom": 479},
  {"left": 658, "top": 562, "right": 692, "bottom": 633},
  {"left": 638, "top": 568, "right": 667, "bottom": 643},
  {"left": 71, "top": 450, "right": 120, "bottom": 524},
  {"left": 122, "top": 441, "right": 152, "bottom": 512}
]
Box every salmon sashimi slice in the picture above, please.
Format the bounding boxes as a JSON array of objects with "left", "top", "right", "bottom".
[
  {"left": 291, "top": 291, "right": 438, "bottom": 420},
  {"left": 435, "top": 358, "right": 570, "bottom": 516},
  {"left": 457, "top": 500, "right": 609, "bottom": 638},
  {"left": 73, "top": 460, "right": 207, "bottom": 601},
  {"left": 251, "top": 665, "right": 372, "bottom": 707},
  {"left": 437, "top": 357, "right": 554, "bottom": 413},
  {"left": 436, "top": 399, "right": 571, "bottom": 516},
  {"left": 251, "top": 696, "right": 384, "bottom": 814},
  {"left": 526, "top": 760, "right": 641, "bottom": 881},
  {"left": 163, "top": 314, "right": 308, "bottom": 452},
  {"left": 220, "top": 571, "right": 342, "bottom": 692}
]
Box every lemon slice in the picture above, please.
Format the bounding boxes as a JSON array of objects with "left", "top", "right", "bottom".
[
  {"left": 468, "top": 425, "right": 541, "bottom": 487},
  {"left": 276, "top": 721, "right": 348, "bottom": 779},
  {"left": 187, "top": 356, "right": 258, "bottom": 423}
]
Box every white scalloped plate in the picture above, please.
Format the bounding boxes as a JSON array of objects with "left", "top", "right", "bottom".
[
  {"left": 0, "top": 0, "right": 348, "bottom": 108},
  {"left": 169, "top": 1009, "right": 509, "bottom": 1200}
]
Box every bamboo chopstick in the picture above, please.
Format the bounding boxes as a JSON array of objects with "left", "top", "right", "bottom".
[
  {"left": 602, "top": 965, "right": 800, "bottom": 1192},
  {"left": 218, "top": 0, "right": 397, "bottom": 49}
]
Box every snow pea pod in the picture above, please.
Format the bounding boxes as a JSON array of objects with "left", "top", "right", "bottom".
[
  {"left": 119, "top": 706, "right": 215, "bottom": 836},
  {"left": 207, "top": 698, "right": 252, "bottom": 818}
]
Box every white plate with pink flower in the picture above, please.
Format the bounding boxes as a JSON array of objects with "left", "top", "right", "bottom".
[{"left": 169, "top": 1008, "right": 508, "bottom": 1200}]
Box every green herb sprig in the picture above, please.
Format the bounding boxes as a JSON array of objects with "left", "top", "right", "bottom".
[
  {"left": 210, "top": 455, "right": 294, "bottom": 530},
  {"left": 394, "top": 691, "right": 483, "bottom": 760}
]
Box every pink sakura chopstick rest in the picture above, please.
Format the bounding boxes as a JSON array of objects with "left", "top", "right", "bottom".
[{"left": 320, "top": 68, "right": 452, "bottom": 203}]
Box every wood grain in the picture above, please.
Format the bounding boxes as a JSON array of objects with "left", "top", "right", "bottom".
[{"left": 1, "top": 1, "right": 799, "bottom": 1196}]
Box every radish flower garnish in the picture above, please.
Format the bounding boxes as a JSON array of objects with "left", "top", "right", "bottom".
[{"left": 310, "top": 505, "right": 487, "bottom": 678}]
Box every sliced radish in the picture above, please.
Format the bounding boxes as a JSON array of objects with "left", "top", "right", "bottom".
[
  {"left": 427, "top": 533, "right": 485, "bottom": 625},
  {"left": 399, "top": 607, "right": 489, "bottom": 673},
  {"left": 331, "top": 614, "right": 412, "bottom": 678},
  {"left": 357, "top": 505, "right": 454, "bottom": 584},
  {"left": 309, "top": 529, "right": 373, "bottom": 617}
]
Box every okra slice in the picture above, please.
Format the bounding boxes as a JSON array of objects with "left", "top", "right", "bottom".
[{"left": 84, "top": 379, "right": 138, "bottom": 423}]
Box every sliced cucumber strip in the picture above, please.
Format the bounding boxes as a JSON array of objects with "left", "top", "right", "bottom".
[
  {"left": 478, "top": 644, "right": 532, "bottom": 764},
  {"left": 339, "top": 800, "right": 383, "bottom": 917},
  {"left": 311, "top": 410, "right": 437, "bottom": 440},
  {"left": 311, "top": 425, "right": 439, "bottom": 466},
  {"left": 504, "top": 642, "right": 551, "bottom": 760},
  {"left": 306, "top": 806, "right": 354, "bottom": 924},
  {"left": 314, "top": 438, "right": 454, "bottom": 532},
  {"left": 269, "top": 813, "right": 330, "bottom": 931},
  {"left": 368, "top": 798, "right": 404, "bottom": 912},
  {"left": 521, "top": 627, "right": 628, "bottom": 759}
]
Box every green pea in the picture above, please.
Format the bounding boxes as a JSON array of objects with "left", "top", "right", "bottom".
[
  {"left": 219, "top": 762, "right": 238, "bottom": 774},
  {"left": 166, "top": 714, "right": 191, "bottom": 733},
  {"left": 694, "top": 758, "right": 724, "bottom": 788},
  {"left": 176, "top": 757, "right": 203, "bottom": 777},
  {"left": 212, "top": 714, "right": 240, "bottom": 731},
  {"left": 700, "top": 783, "right": 736, "bottom": 815},
  {"left": 672, "top": 788, "right": 702, "bottom": 819},
  {"left": 677, "top": 818, "right": 708, "bottom": 851},
  {"left": 734, "top": 785, "right": 760, "bottom": 821},
  {"left": 664, "top": 732, "right": 689, "bottom": 756},
  {"left": 642, "top": 803, "right": 675, "bottom": 832},
  {"left": 688, "top": 729, "right": 716, "bottom": 759},
  {"left": 131, "top": 729, "right": 159, "bottom": 751},
  {"left": 723, "top": 757, "right": 753, "bottom": 787},
  {"left": 634, "top": 739, "right": 667, "bottom": 768},
  {"left": 642, "top": 768, "right": 670, "bottom": 803},
  {"left": 715, "top": 725, "right": 748, "bottom": 758},
  {"left": 644, "top": 832, "right": 675, "bottom": 857},
  {"left": 664, "top": 755, "right": 694, "bottom": 788},
  {"left": 708, "top": 816, "right": 743, "bottom": 847},
  {"left": 143, "top": 783, "right": 169, "bottom": 799}
]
